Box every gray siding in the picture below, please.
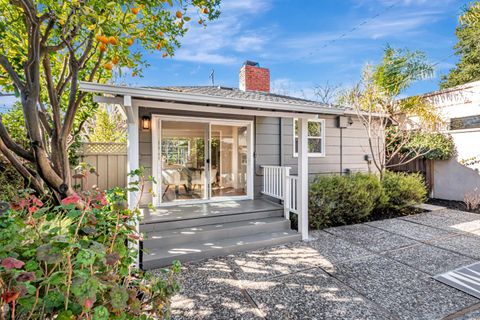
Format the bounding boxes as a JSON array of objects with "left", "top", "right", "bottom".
[
  {"left": 138, "top": 107, "right": 377, "bottom": 205},
  {"left": 281, "top": 115, "right": 376, "bottom": 176}
]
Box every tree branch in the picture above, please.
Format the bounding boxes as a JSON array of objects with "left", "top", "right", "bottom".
[
  {"left": 0, "top": 55, "right": 25, "bottom": 92},
  {"left": 0, "top": 116, "right": 34, "bottom": 162},
  {"left": 0, "top": 137, "right": 44, "bottom": 194}
]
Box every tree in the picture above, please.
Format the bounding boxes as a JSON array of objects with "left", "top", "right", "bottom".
[
  {"left": 84, "top": 105, "right": 127, "bottom": 143},
  {"left": 314, "top": 81, "right": 342, "bottom": 105},
  {"left": 440, "top": 1, "right": 480, "bottom": 88},
  {"left": 341, "top": 46, "right": 447, "bottom": 178},
  {"left": 0, "top": 0, "right": 220, "bottom": 200}
]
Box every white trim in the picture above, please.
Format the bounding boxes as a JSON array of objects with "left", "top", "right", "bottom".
[
  {"left": 151, "top": 114, "right": 254, "bottom": 206},
  {"left": 293, "top": 118, "right": 326, "bottom": 158},
  {"left": 80, "top": 81, "right": 341, "bottom": 116},
  {"left": 297, "top": 118, "right": 309, "bottom": 241}
]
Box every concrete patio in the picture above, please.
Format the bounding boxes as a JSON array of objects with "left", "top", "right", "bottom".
[{"left": 154, "top": 208, "right": 480, "bottom": 320}]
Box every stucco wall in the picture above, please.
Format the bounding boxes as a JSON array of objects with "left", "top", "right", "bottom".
[{"left": 432, "top": 159, "right": 480, "bottom": 201}]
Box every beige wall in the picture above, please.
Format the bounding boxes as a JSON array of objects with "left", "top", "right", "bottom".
[{"left": 138, "top": 107, "right": 377, "bottom": 204}]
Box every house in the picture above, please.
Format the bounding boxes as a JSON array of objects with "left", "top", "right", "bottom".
[
  {"left": 80, "top": 61, "right": 378, "bottom": 269},
  {"left": 420, "top": 80, "right": 480, "bottom": 201}
]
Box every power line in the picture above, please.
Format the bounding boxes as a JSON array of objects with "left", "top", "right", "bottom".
[{"left": 295, "top": 3, "right": 397, "bottom": 62}]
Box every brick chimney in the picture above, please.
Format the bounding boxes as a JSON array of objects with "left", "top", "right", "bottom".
[{"left": 239, "top": 61, "right": 270, "bottom": 92}]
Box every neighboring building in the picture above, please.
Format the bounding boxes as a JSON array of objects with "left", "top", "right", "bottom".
[
  {"left": 421, "top": 80, "right": 480, "bottom": 201},
  {"left": 80, "top": 61, "right": 379, "bottom": 269}
]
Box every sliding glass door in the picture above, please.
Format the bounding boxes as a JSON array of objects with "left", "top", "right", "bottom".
[
  {"left": 210, "top": 125, "right": 248, "bottom": 198},
  {"left": 159, "top": 120, "right": 208, "bottom": 203},
  {"left": 154, "top": 116, "right": 252, "bottom": 205}
]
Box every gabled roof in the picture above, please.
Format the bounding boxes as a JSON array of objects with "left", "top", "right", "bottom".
[
  {"left": 146, "top": 85, "right": 344, "bottom": 110},
  {"left": 79, "top": 82, "right": 348, "bottom": 116}
]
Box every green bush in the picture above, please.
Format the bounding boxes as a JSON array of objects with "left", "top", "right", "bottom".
[
  {"left": 0, "top": 168, "right": 180, "bottom": 319},
  {"left": 309, "top": 173, "right": 387, "bottom": 229},
  {"left": 308, "top": 171, "right": 427, "bottom": 229},
  {"left": 380, "top": 171, "right": 427, "bottom": 211}
]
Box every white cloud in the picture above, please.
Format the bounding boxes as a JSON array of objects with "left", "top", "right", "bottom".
[{"left": 171, "top": 0, "right": 272, "bottom": 65}]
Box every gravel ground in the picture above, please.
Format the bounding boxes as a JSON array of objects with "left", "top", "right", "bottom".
[{"left": 155, "top": 208, "right": 480, "bottom": 319}]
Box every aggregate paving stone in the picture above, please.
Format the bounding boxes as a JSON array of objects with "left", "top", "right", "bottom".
[
  {"left": 229, "top": 242, "right": 325, "bottom": 281},
  {"left": 244, "top": 267, "right": 393, "bottom": 320},
  {"left": 384, "top": 242, "right": 477, "bottom": 275},
  {"left": 164, "top": 258, "right": 240, "bottom": 298},
  {"left": 325, "top": 223, "right": 418, "bottom": 253},
  {"left": 402, "top": 210, "right": 480, "bottom": 235},
  {"left": 367, "top": 217, "right": 455, "bottom": 241},
  {"left": 429, "top": 234, "right": 480, "bottom": 260},
  {"left": 334, "top": 254, "right": 479, "bottom": 320},
  {"left": 171, "top": 289, "right": 263, "bottom": 320},
  {"left": 307, "top": 230, "right": 373, "bottom": 266}
]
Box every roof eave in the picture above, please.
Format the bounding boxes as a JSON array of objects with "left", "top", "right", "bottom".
[{"left": 79, "top": 81, "right": 345, "bottom": 115}]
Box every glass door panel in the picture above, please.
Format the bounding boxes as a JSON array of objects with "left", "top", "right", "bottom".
[
  {"left": 160, "top": 121, "right": 208, "bottom": 203},
  {"left": 210, "top": 124, "right": 248, "bottom": 198}
]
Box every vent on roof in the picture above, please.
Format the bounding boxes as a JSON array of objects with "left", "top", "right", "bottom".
[
  {"left": 244, "top": 60, "right": 259, "bottom": 67},
  {"left": 217, "top": 86, "right": 234, "bottom": 90}
]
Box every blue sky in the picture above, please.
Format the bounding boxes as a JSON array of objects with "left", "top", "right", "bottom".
[
  {"left": 0, "top": 0, "right": 471, "bottom": 110},
  {"left": 131, "top": 0, "right": 470, "bottom": 99}
]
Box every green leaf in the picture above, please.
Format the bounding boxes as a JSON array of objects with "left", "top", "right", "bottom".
[
  {"left": 93, "top": 305, "right": 110, "bottom": 320},
  {"left": 110, "top": 285, "right": 129, "bottom": 311},
  {"left": 57, "top": 310, "right": 74, "bottom": 320},
  {"left": 76, "top": 249, "right": 96, "bottom": 266},
  {"left": 48, "top": 271, "right": 66, "bottom": 285}
]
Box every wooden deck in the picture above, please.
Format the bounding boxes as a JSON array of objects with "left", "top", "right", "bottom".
[{"left": 140, "top": 198, "right": 282, "bottom": 224}]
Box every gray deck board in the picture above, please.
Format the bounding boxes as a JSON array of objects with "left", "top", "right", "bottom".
[{"left": 141, "top": 199, "right": 282, "bottom": 224}]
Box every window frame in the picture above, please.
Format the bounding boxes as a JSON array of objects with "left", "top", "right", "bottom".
[{"left": 292, "top": 118, "right": 326, "bottom": 158}]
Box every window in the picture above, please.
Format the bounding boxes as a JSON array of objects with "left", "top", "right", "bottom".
[{"left": 293, "top": 118, "right": 325, "bottom": 157}]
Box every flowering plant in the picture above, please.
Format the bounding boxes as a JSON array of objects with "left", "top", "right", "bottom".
[{"left": 0, "top": 168, "right": 180, "bottom": 319}]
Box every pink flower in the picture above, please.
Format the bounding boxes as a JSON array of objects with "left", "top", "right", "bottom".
[
  {"left": 95, "top": 193, "right": 108, "bottom": 206},
  {"left": 28, "top": 206, "right": 38, "bottom": 213},
  {"left": 61, "top": 193, "right": 81, "bottom": 205},
  {"left": 84, "top": 298, "right": 94, "bottom": 309},
  {"left": 32, "top": 197, "right": 43, "bottom": 207},
  {"left": 1, "top": 257, "right": 25, "bottom": 270}
]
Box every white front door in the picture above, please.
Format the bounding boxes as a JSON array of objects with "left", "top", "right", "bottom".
[{"left": 152, "top": 115, "right": 253, "bottom": 205}]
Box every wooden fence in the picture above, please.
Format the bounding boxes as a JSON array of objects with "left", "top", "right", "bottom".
[
  {"left": 73, "top": 142, "right": 127, "bottom": 190},
  {"left": 389, "top": 156, "right": 434, "bottom": 194}
]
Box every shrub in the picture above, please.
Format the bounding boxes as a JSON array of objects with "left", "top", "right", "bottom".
[
  {"left": 0, "top": 168, "right": 180, "bottom": 319},
  {"left": 403, "top": 132, "right": 456, "bottom": 160},
  {"left": 309, "top": 173, "right": 386, "bottom": 229},
  {"left": 380, "top": 171, "right": 427, "bottom": 212}
]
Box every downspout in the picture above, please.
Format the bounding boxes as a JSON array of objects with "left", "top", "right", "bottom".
[
  {"left": 340, "top": 127, "right": 343, "bottom": 174},
  {"left": 279, "top": 117, "right": 284, "bottom": 166}
]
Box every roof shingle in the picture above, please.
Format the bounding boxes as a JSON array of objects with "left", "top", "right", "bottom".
[{"left": 145, "top": 86, "right": 346, "bottom": 111}]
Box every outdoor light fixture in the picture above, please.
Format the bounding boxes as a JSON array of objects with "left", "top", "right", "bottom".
[{"left": 142, "top": 116, "right": 151, "bottom": 130}]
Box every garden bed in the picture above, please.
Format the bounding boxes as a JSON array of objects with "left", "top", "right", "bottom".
[{"left": 427, "top": 198, "right": 480, "bottom": 214}]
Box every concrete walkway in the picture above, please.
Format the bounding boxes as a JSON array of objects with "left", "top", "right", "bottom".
[{"left": 156, "top": 208, "right": 480, "bottom": 320}]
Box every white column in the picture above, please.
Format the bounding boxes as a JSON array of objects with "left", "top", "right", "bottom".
[
  {"left": 125, "top": 96, "right": 140, "bottom": 267},
  {"left": 297, "top": 118, "right": 309, "bottom": 240},
  {"left": 126, "top": 96, "right": 139, "bottom": 210}
]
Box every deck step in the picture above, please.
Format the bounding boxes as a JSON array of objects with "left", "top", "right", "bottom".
[
  {"left": 143, "top": 217, "right": 290, "bottom": 249},
  {"left": 141, "top": 230, "right": 301, "bottom": 270},
  {"left": 140, "top": 209, "right": 284, "bottom": 232}
]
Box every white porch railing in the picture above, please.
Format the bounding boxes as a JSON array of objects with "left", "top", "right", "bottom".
[{"left": 261, "top": 166, "right": 299, "bottom": 219}]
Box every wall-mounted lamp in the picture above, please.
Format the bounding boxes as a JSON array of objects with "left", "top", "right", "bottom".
[
  {"left": 348, "top": 116, "right": 354, "bottom": 126},
  {"left": 142, "top": 116, "right": 151, "bottom": 131}
]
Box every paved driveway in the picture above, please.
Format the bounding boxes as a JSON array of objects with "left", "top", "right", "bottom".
[{"left": 161, "top": 208, "right": 480, "bottom": 320}]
